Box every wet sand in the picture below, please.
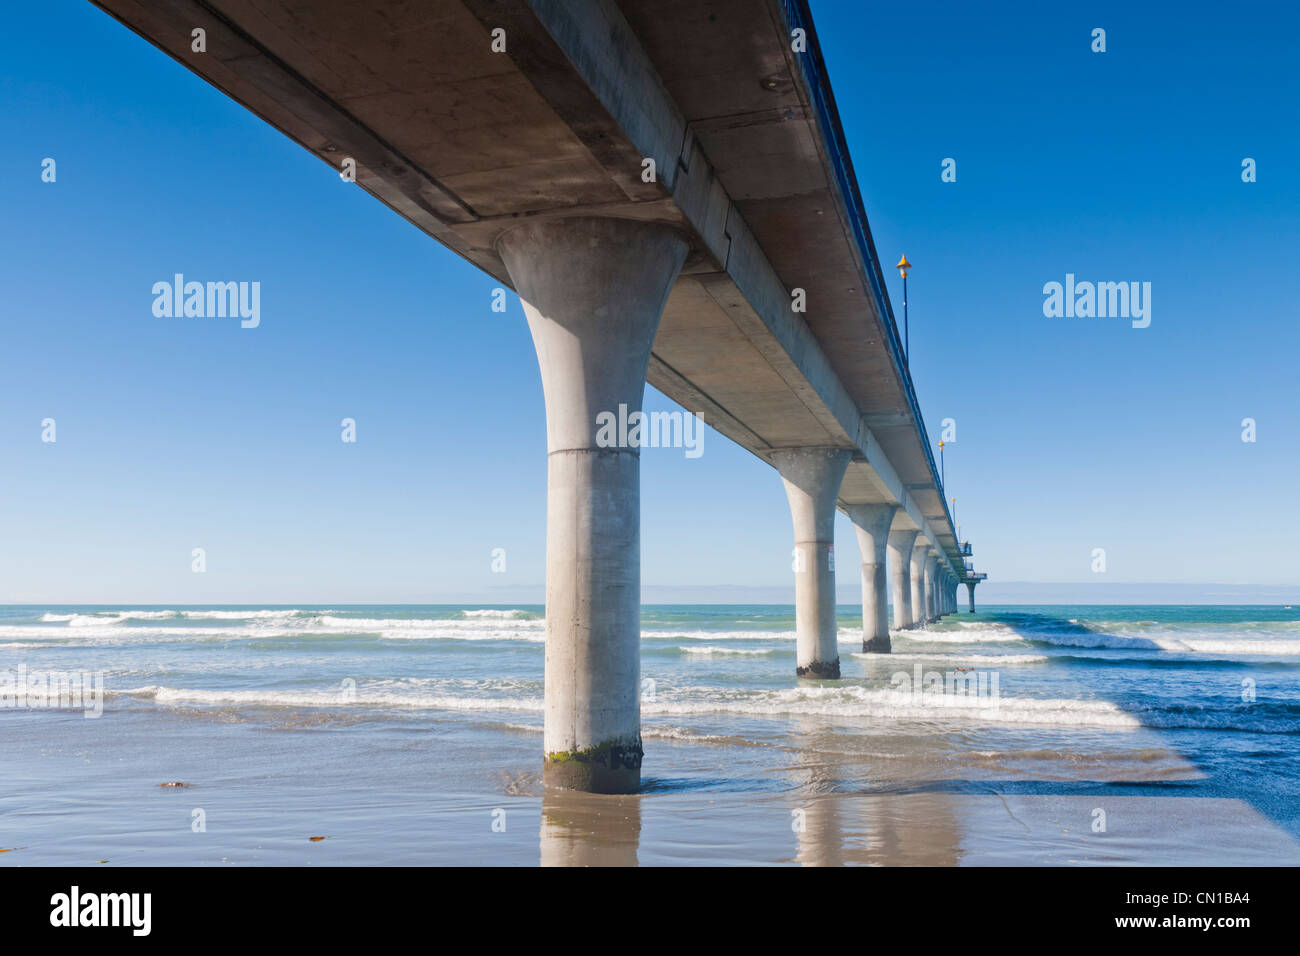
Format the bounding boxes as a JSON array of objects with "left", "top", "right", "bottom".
[{"left": 3, "top": 709, "right": 1296, "bottom": 866}]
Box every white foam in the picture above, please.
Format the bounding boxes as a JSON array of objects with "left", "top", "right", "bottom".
[
  {"left": 640, "top": 686, "right": 1141, "bottom": 728},
  {"left": 119, "top": 683, "right": 545, "bottom": 713},
  {"left": 68, "top": 613, "right": 127, "bottom": 627},
  {"left": 679, "top": 646, "right": 775, "bottom": 657},
  {"left": 498, "top": 722, "right": 543, "bottom": 735},
  {"left": 1027, "top": 630, "right": 1300, "bottom": 656},
  {"left": 1176, "top": 639, "right": 1300, "bottom": 655},
  {"left": 178, "top": 609, "right": 304, "bottom": 620},
  {"left": 0, "top": 624, "right": 301, "bottom": 641},
  {"left": 2, "top": 614, "right": 548, "bottom": 645},
  {"left": 639, "top": 724, "right": 758, "bottom": 745},
  {"left": 460, "top": 609, "right": 538, "bottom": 620},
  {"left": 41, "top": 611, "right": 182, "bottom": 626},
  {"left": 643, "top": 629, "right": 794, "bottom": 642},
  {"left": 651, "top": 627, "right": 911, "bottom": 645},
  {"left": 313, "top": 615, "right": 545, "bottom": 640},
  {"left": 117, "top": 681, "right": 1142, "bottom": 730},
  {"left": 853, "top": 652, "right": 1049, "bottom": 665},
  {"left": 896, "top": 624, "right": 1025, "bottom": 644}
]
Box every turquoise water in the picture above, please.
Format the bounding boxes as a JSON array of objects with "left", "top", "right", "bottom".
[{"left": 2, "top": 604, "right": 1298, "bottom": 864}]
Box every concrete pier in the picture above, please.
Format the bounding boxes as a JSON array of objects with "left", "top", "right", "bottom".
[
  {"left": 909, "top": 542, "right": 930, "bottom": 628},
  {"left": 92, "top": 0, "right": 995, "bottom": 797},
  {"left": 924, "top": 552, "right": 939, "bottom": 623},
  {"left": 499, "top": 216, "right": 688, "bottom": 794},
  {"left": 846, "top": 504, "right": 898, "bottom": 653},
  {"left": 887, "top": 530, "right": 918, "bottom": 630},
  {"left": 773, "top": 448, "right": 853, "bottom": 678},
  {"left": 967, "top": 580, "right": 978, "bottom": 613}
]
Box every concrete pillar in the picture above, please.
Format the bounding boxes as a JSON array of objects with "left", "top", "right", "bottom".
[
  {"left": 845, "top": 503, "right": 898, "bottom": 653},
  {"left": 923, "top": 551, "right": 938, "bottom": 623},
  {"left": 909, "top": 542, "right": 930, "bottom": 628},
  {"left": 919, "top": 555, "right": 931, "bottom": 622},
  {"left": 887, "top": 530, "right": 918, "bottom": 630},
  {"left": 772, "top": 448, "right": 853, "bottom": 678},
  {"left": 498, "top": 216, "right": 688, "bottom": 794},
  {"left": 966, "top": 580, "right": 978, "bottom": 613}
]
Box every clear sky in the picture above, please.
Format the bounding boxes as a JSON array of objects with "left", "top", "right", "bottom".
[{"left": 2, "top": 1, "right": 1297, "bottom": 603}]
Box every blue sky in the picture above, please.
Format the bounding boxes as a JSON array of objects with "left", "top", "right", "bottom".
[{"left": 1, "top": 1, "right": 1296, "bottom": 603}]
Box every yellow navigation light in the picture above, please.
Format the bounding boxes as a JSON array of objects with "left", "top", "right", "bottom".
[{"left": 896, "top": 254, "right": 912, "bottom": 277}]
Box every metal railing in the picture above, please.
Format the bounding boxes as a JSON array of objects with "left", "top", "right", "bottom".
[{"left": 779, "top": 0, "right": 960, "bottom": 551}]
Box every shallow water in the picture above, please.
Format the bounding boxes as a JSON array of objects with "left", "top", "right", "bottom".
[{"left": 2, "top": 604, "right": 1298, "bottom": 865}]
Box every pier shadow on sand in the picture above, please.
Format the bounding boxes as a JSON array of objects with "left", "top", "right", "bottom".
[{"left": 909, "top": 609, "right": 1300, "bottom": 842}]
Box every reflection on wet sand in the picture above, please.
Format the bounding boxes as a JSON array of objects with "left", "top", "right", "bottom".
[
  {"left": 787, "top": 719, "right": 963, "bottom": 865},
  {"left": 790, "top": 793, "right": 965, "bottom": 865},
  {"left": 540, "top": 789, "right": 641, "bottom": 866}
]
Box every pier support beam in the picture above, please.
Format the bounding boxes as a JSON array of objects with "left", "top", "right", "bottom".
[
  {"left": 924, "top": 551, "right": 939, "bottom": 623},
  {"left": 966, "top": 580, "right": 978, "bottom": 613},
  {"left": 846, "top": 503, "right": 898, "bottom": 653},
  {"left": 909, "top": 542, "right": 930, "bottom": 628},
  {"left": 773, "top": 448, "right": 853, "bottom": 678},
  {"left": 499, "top": 216, "right": 688, "bottom": 794},
  {"left": 887, "top": 530, "right": 918, "bottom": 631}
]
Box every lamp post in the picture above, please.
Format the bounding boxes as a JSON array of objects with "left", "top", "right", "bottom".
[{"left": 896, "top": 254, "right": 912, "bottom": 363}]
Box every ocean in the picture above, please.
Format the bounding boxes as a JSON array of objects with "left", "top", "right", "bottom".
[{"left": 2, "top": 604, "right": 1298, "bottom": 866}]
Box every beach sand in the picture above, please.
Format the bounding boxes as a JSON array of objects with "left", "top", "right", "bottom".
[{"left": 3, "top": 708, "right": 1296, "bottom": 866}]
